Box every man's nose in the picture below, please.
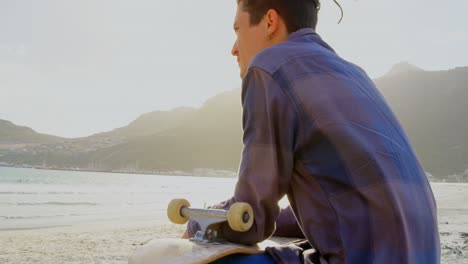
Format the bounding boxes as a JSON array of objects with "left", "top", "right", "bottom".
[{"left": 231, "top": 40, "right": 239, "bottom": 57}]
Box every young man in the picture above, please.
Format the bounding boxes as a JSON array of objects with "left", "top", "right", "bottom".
[{"left": 186, "top": 0, "right": 440, "bottom": 263}]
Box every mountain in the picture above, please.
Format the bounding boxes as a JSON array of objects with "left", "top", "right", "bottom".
[
  {"left": 384, "top": 61, "right": 424, "bottom": 77},
  {"left": 91, "top": 107, "right": 197, "bottom": 139},
  {"left": 0, "top": 89, "right": 243, "bottom": 172},
  {"left": 1, "top": 64, "right": 467, "bottom": 179},
  {"left": 88, "top": 89, "right": 243, "bottom": 171},
  {"left": 375, "top": 65, "right": 468, "bottom": 178},
  {"left": 0, "top": 119, "right": 63, "bottom": 145},
  {"left": 0, "top": 106, "right": 200, "bottom": 170}
]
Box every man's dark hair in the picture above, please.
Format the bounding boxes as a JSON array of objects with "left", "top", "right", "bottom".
[{"left": 237, "top": 0, "right": 321, "bottom": 32}]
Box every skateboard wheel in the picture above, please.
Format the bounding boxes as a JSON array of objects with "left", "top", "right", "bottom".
[
  {"left": 227, "top": 202, "right": 254, "bottom": 232},
  {"left": 167, "top": 198, "right": 190, "bottom": 224}
]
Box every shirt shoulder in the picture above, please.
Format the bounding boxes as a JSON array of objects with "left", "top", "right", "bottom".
[{"left": 248, "top": 36, "right": 335, "bottom": 75}]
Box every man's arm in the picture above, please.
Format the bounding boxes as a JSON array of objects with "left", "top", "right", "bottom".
[
  {"left": 273, "top": 206, "right": 305, "bottom": 238},
  {"left": 187, "top": 67, "right": 297, "bottom": 244},
  {"left": 186, "top": 204, "right": 305, "bottom": 239}
]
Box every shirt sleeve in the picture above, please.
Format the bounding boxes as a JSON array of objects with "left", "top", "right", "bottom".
[
  {"left": 187, "top": 67, "right": 298, "bottom": 244},
  {"left": 273, "top": 206, "right": 305, "bottom": 238}
]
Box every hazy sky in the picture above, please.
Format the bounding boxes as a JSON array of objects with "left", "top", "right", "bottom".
[{"left": 1, "top": 0, "right": 467, "bottom": 138}]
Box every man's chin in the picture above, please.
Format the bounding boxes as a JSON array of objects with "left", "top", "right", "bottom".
[{"left": 240, "top": 68, "right": 247, "bottom": 79}]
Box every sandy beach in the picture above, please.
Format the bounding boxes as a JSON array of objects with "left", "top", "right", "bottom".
[
  {"left": 0, "top": 220, "right": 186, "bottom": 264},
  {"left": 1, "top": 182, "right": 467, "bottom": 264}
]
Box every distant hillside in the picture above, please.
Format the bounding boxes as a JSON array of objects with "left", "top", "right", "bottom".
[
  {"left": 0, "top": 106, "right": 201, "bottom": 169},
  {"left": 384, "top": 61, "right": 424, "bottom": 77},
  {"left": 376, "top": 65, "right": 468, "bottom": 178},
  {"left": 0, "top": 90, "right": 243, "bottom": 172},
  {"left": 1, "top": 64, "right": 467, "bottom": 179},
  {"left": 91, "top": 107, "right": 197, "bottom": 139},
  {"left": 88, "top": 89, "right": 243, "bottom": 171},
  {"left": 0, "top": 119, "right": 63, "bottom": 145}
]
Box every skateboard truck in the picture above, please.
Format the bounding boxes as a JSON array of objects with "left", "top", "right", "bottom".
[{"left": 167, "top": 199, "right": 254, "bottom": 243}]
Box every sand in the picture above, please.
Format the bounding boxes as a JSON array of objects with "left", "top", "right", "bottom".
[
  {"left": 0, "top": 220, "right": 186, "bottom": 264},
  {"left": 433, "top": 183, "right": 468, "bottom": 263},
  {"left": 0, "top": 182, "right": 467, "bottom": 264}
]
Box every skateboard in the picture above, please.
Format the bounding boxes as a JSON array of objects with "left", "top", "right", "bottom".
[{"left": 128, "top": 199, "right": 293, "bottom": 264}]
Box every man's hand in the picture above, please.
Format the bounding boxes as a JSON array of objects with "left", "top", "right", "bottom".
[
  {"left": 181, "top": 223, "right": 223, "bottom": 240},
  {"left": 181, "top": 229, "right": 190, "bottom": 239}
]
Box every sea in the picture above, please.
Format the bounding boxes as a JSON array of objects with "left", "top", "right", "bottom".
[
  {"left": 0, "top": 166, "right": 237, "bottom": 231},
  {"left": 2, "top": 167, "right": 467, "bottom": 263}
]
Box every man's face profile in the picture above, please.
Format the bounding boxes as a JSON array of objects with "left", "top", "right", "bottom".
[{"left": 231, "top": 2, "right": 270, "bottom": 79}]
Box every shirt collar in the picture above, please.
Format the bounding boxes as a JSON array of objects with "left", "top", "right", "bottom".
[{"left": 288, "top": 28, "right": 316, "bottom": 40}]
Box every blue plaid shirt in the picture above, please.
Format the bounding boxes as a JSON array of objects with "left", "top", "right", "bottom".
[{"left": 189, "top": 28, "right": 440, "bottom": 263}]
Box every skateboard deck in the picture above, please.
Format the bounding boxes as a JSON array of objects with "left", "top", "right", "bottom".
[
  {"left": 129, "top": 237, "right": 295, "bottom": 264},
  {"left": 129, "top": 199, "right": 296, "bottom": 263}
]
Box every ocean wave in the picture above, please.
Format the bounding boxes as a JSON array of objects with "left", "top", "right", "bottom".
[
  {"left": 2, "top": 202, "right": 99, "bottom": 206},
  {"left": 0, "top": 191, "right": 91, "bottom": 195},
  {"left": 0, "top": 213, "right": 87, "bottom": 220}
]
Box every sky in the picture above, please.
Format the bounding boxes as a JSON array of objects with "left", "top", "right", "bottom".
[{"left": 1, "top": 0, "right": 467, "bottom": 138}]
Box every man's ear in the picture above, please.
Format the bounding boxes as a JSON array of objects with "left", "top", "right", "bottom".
[{"left": 265, "top": 9, "right": 280, "bottom": 36}]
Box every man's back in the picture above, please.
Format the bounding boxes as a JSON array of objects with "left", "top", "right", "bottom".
[{"left": 250, "top": 28, "right": 440, "bottom": 263}]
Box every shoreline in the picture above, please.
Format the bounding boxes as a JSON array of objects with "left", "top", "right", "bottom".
[
  {"left": 0, "top": 164, "right": 237, "bottom": 178},
  {"left": 2, "top": 164, "right": 466, "bottom": 183}
]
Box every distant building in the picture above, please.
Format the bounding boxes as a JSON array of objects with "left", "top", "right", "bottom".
[
  {"left": 462, "top": 169, "right": 468, "bottom": 177},
  {"left": 192, "top": 168, "right": 236, "bottom": 178},
  {"left": 446, "top": 174, "right": 464, "bottom": 183},
  {"left": 462, "top": 169, "right": 468, "bottom": 182}
]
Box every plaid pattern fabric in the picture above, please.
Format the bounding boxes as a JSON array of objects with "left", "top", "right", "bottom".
[{"left": 189, "top": 28, "right": 440, "bottom": 264}]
